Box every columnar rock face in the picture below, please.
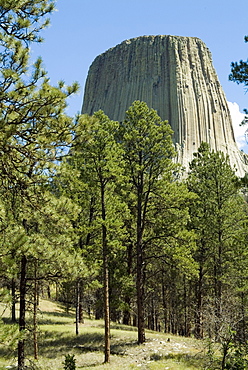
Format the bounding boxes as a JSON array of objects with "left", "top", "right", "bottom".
[{"left": 82, "top": 35, "right": 248, "bottom": 176}]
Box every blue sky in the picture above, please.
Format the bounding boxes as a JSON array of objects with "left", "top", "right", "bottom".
[{"left": 31, "top": 0, "right": 248, "bottom": 150}]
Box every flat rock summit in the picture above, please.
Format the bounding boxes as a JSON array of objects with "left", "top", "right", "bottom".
[{"left": 82, "top": 35, "right": 248, "bottom": 176}]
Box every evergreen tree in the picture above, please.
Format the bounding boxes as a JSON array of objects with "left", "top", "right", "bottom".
[
  {"left": 0, "top": 2, "right": 79, "bottom": 369},
  {"left": 187, "top": 143, "right": 248, "bottom": 339},
  {"left": 143, "top": 179, "right": 197, "bottom": 335},
  {"left": 119, "top": 101, "right": 195, "bottom": 343},
  {"left": 70, "top": 111, "right": 126, "bottom": 363},
  {"left": 229, "top": 35, "right": 248, "bottom": 124},
  {"left": 0, "top": 0, "right": 79, "bottom": 194}
]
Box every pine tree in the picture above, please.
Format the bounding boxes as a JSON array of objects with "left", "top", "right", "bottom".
[
  {"left": 229, "top": 35, "right": 248, "bottom": 125},
  {"left": 119, "top": 101, "right": 195, "bottom": 343},
  {"left": 0, "top": 2, "right": 79, "bottom": 369},
  {"left": 187, "top": 143, "right": 248, "bottom": 339},
  {"left": 0, "top": 0, "right": 79, "bottom": 194},
  {"left": 70, "top": 111, "right": 126, "bottom": 363}
]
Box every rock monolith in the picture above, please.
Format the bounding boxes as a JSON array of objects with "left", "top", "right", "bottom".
[{"left": 82, "top": 35, "right": 248, "bottom": 176}]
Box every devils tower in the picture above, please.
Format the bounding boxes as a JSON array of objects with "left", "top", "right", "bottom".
[{"left": 82, "top": 35, "right": 248, "bottom": 176}]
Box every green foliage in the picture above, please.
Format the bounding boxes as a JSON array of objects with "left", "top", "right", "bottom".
[
  {"left": 0, "top": 319, "right": 19, "bottom": 350},
  {"left": 225, "top": 346, "right": 248, "bottom": 369},
  {"left": 0, "top": 0, "right": 55, "bottom": 43},
  {"left": 68, "top": 110, "right": 127, "bottom": 258},
  {"left": 229, "top": 35, "right": 248, "bottom": 87},
  {"left": 0, "top": 0, "right": 82, "bottom": 282},
  {"left": 187, "top": 142, "right": 248, "bottom": 340},
  {"left": 74, "top": 111, "right": 124, "bottom": 183},
  {"left": 0, "top": 0, "right": 79, "bottom": 193},
  {"left": 0, "top": 1, "right": 82, "bottom": 367},
  {"left": 229, "top": 35, "right": 248, "bottom": 124},
  {"left": 120, "top": 100, "right": 176, "bottom": 179},
  {"left": 118, "top": 100, "right": 196, "bottom": 342},
  {"left": 63, "top": 354, "right": 76, "bottom": 370}
]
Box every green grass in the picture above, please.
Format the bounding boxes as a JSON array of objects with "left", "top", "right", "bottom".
[{"left": 0, "top": 300, "right": 210, "bottom": 370}]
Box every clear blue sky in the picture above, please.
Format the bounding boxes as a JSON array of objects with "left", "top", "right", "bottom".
[{"left": 31, "top": 0, "right": 248, "bottom": 148}]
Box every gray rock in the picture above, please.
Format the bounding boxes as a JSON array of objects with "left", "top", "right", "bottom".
[{"left": 82, "top": 35, "right": 248, "bottom": 176}]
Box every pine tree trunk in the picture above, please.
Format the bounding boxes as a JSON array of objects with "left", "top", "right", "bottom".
[
  {"left": 55, "top": 282, "right": 59, "bottom": 301},
  {"left": 18, "top": 255, "right": 27, "bottom": 370},
  {"left": 155, "top": 312, "right": 160, "bottom": 332},
  {"left": 47, "top": 285, "right": 51, "bottom": 299},
  {"left": 78, "top": 282, "right": 84, "bottom": 323},
  {"left": 123, "top": 297, "right": 131, "bottom": 326},
  {"left": 11, "top": 278, "right": 17, "bottom": 323},
  {"left": 123, "top": 242, "right": 133, "bottom": 325},
  {"left": 149, "top": 298, "right": 155, "bottom": 330},
  {"left": 240, "top": 292, "right": 246, "bottom": 342},
  {"left": 103, "top": 248, "right": 110, "bottom": 362},
  {"left": 221, "top": 344, "right": 229, "bottom": 370},
  {"left": 101, "top": 181, "right": 110, "bottom": 363},
  {"left": 195, "top": 265, "right": 204, "bottom": 339},
  {"left": 95, "top": 288, "right": 103, "bottom": 319},
  {"left": 136, "top": 186, "right": 145, "bottom": 344},
  {"left": 79, "top": 303, "right": 84, "bottom": 323},
  {"left": 136, "top": 254, "right": 145, "bottom": 343},
  {"left": 33, "top": 259, "right": 38, "bottom": 360},
  {"left": 214, "top": 235, "right": 222, "bottom": 339},
  {"left": 162, "top": 271, "right": 168, "bottom": 333},
  {"left": 133, "top": 314, "right": 137, "bottom": 327},
  {"left": 87, "top": 303, "right": 91, "bottom": 319},
  {"left": 76, "top": 280, "right": 80, "bottom": 335},
  {"left": 183, "top": 276, "right": 188, "bottom": 336},
  {"left": 85, "top": 196, "right": 95, "bottom": 246}
]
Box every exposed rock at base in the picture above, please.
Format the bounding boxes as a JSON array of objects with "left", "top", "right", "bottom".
[{"left": 82, "top": 35, "right": 248, "bottom": 176}]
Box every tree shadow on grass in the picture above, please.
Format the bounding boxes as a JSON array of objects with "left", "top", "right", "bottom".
[
  {"left": 40, "top": 311, "right": 74, "bottom": 318},
  {"left": 0, "top": 345, "right": 16, "bottom": 360},
  {"left": 154, "top": 352, "right": 206, "bottom": 369},
  {"left": 35, "top": 311, "right": 74, "bottom": 325},
  {"left": 37, "top": 331, "right": 105, "bottom": 358},
  {"left": 110, "top": 323, "right": 138, "bottom": 332},
  {"left": 36, "top": 330, "right": 139, "bottom": 359}
]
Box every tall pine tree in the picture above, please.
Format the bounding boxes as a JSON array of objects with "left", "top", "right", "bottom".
[{"left": 119, "top": 101, "right": 195, "bottom": 343}]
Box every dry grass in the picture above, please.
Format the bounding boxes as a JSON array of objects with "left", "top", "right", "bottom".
[{"left": 0, "top": 299, "right": 208, "bottom": 370}]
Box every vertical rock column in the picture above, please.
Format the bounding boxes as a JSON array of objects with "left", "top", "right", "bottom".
[{"left": 82, "top": 35, "right": 248, "bottom": 176}]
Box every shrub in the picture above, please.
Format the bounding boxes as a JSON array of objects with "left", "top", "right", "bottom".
[{"left": 63, "top": 354, "right": 76, "bottom": 370}]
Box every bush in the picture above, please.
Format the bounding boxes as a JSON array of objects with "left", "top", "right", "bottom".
[
  {"left": 225, "top": 348, "right": 248, "bottom": 370},
  {"left": 63, "top": 354, "right": 76, "bottom": 370}
]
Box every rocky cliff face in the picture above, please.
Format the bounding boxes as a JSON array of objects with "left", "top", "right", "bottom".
[{"left": 82, "top": 35, "right": 248, "bottom": 176}]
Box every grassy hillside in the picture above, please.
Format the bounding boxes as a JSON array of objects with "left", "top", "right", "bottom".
[{"left": 0, "top": 300, "right": 213, "bottom": 369}]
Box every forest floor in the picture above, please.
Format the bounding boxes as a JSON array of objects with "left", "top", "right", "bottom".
[{"left": 0, "top": 299, "right": 216, "bottom": 370}]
